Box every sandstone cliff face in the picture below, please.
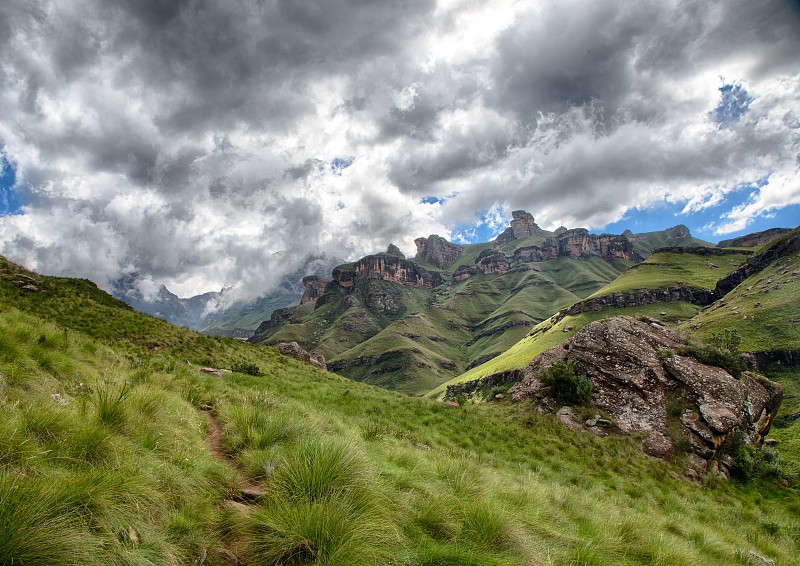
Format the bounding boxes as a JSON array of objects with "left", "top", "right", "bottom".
[
  {"left": 477, "top": 227, "right": 640, "bottom": 273},
  {"left": 332, "top": 255, "right": 444, "bottom": 289},
  {"left": 300, "top": 276, "right": 330, "bottom": 305},
  {"left": 666, "top": 224, "right": 691, "bottom": 239},
  {"left": 508, "top": 317, "right": 782, "bottom": 479},
  {"left": 510, "top": 210, "right": 545, "bottom": 238},
  {"left": 414, "top": 235, "right": 462, "bottom": 268},
  {"left": 493, "top": 210, "right": 546, "bottom": 247}
]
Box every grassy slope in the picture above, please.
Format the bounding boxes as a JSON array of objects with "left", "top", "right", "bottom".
[
  {"left": 683, "top": 249, "right": 800, "bottom": 352},
  {"left": 589, "top": 251, "right": 750, "bottom": 298},
  {"left": 1, "top": 265, "right": 799, "bottom": 564}
]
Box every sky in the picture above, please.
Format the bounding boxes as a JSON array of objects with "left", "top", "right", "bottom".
[{"left": 0, "top": 0, "right": 799, "bottom": 301}]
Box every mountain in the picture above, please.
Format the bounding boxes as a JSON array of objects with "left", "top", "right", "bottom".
[
  {"left": 1, "top": 237, "right": 799, "bottom": 564},
  {"left": 250, "top": 212, "right": 712, "bottom": 394},
  {"left": 717, "top": 227, "right": 793, "bottom": 248},
  {"left": 112, "top": 254, "right": 342, "bottom": 337},
  {"left": 433, "top": 226, "right": 800, "bottom": 401}
]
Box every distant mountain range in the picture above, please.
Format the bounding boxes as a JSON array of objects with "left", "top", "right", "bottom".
[{"left": 112, "top": 254, "right": 343, "bottom": 337}]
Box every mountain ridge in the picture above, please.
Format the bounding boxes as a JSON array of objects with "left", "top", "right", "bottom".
[{"left": 250, "top": 212, "right": 713, "bottom": 394}]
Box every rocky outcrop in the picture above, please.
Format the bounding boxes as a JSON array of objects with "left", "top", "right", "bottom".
[
  {"left": 300, "top": 276, "right": 330, "bottom": 305},
  {"left": 453, "top": 265, "right": 477, "bottom": 283},
  {"left": 653, "top": 246, "right": 752, "bottom": 257},
  {"left": 252, "top": 307, "right": 293, "bottom": 335},
  {"left": 276, "top": 341, "right": 327, "bottom": 370},
  {"left": 718, "top": 228, "right": 792, "bottom": 249},
  {"left": 666, "top": 224, "right": 691, "bottom": 240},
  {"left": 332, "top": 255, "right": 444, "bottom": 289},
  {"left": 386, "top": 244, "right": 405, "bottom": 259},
  {"left": 443, "top": 370, "right": 522, "bottom": 402},
  {"left": 493, "top": 210, "right": 546, "bottom": 246},
  {"left": 509, "top": 317, "right": 783, "bottom": 478},
  {"left": 414, "top": 235, "right": 462, "bottom": 268},
  {"left": 565, "top": 286, "right": 716, "bottom": 314},
  {"left": 510, "top": 210, "right": 545, "bottom": 238},
  {"left": 477, "top": 228, "right": 641, "bottom": 273},
  {"left": 714, "top": 228, "right": 799, "bottom": 297}
]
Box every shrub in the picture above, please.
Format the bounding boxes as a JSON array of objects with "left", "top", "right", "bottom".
[
  {"left": 232, "top": 361, "right": 264, "bottom": 376},
  {"left": 540, "top": 360, "right": 592, "bottom": 405},
  {"left": 680, "top": 342, "right": 746, "bottom": 378}
]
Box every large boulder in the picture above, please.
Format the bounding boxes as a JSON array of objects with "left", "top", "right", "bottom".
[
  {"left": 276, "top": 342, "right": 327, "bottom": 371},
  {"left": 509, "top": 316, "right": 782, "bottom": 477}
]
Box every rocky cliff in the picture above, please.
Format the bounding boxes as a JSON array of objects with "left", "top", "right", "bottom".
[
  {"left": 714, "top": 228, "right": 800, "bottom": 297},
  {"left": 477, "top": 227, "right": 641, "bottom": 273},
  {"left": 332, "top": 250, "right": 444, "bottom": 290},
  {"left": 508, "top": 317, "right": 783, "bottom": 479},
  {"left": 414, "top": 235, "right": 462, "bottom": 268},
  {"left": 493, "top": 210, "right": 547, "bottom": 246},
  {"left": 300, "top": 276, "right": 330, "bottom": 305}
]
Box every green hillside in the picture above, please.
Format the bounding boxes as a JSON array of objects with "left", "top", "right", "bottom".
[
  {"left": 255, "top": 257, "right": 630, "bottom": 395},
  {"left": 683, "top": 230, "right": 800, "bottom": 352},
  {"left": 628, "top": 226, "right": 713, "bottom": 257},
  {"left": 1, "top": 254, "right": 799, "bottom": 565}
]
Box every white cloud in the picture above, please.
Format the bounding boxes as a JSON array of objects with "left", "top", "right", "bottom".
[{"left": 0, "top": 0, "right": 798, "bottom": 298}]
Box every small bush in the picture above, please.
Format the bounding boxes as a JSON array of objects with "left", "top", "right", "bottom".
[
  {"left": 232, "top": 361, "right": 264, "bottom": 376},
  {"left": 541, "top": 360, "right": 592, "bottom": 405},
  {"left": 682, "top": 328, "right": 746, "bottom": 378},
  {"left": 725, "top": 431, "right": 783, "bottom": 482}
]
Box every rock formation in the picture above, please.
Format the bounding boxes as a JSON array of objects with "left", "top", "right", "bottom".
[
  {"left": 666, "top": 224, "right": 691, "bottom": 239},
  {"left": 714, "top": 228, "right": 799, "bottom": 297},
  {"left": 477, "top": 226, "right": 641, "bottom": 273},
  {"left": 300, "top": 276, "right": 330, "bottom": 305},
  {"left": 493, "top": 211, "right": 546, "bottom": 246},
  {"left": 508, "top": 316, "right": 782, "bottom": 478},
  {"left": 332, "top": 255, "right": 444, "bottom": 289},
  {"left": 386, "top": 244, "right": 405, "bottom": 258},
  {"left": 414, "top": 235, "right": 462, "bottom": 268},
  {"left": 276, "top": 341, "right": 327, "bottom": 370}
]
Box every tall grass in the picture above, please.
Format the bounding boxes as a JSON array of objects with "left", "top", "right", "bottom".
[{"left": 0, "top": 474, "right": 101, "bottom": 565}]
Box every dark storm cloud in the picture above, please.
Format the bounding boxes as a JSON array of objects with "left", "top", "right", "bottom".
[{"left": 489, "top": 2, "right": 648, "bottom": 121}]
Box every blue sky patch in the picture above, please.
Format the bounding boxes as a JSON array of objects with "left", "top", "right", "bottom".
[
  {"left": 710, "top": 81, "right": 753, "bottom": 129},
  {"left": 0, "top": 150, "right": 23, "bottom": 216},
  {"left": 420, "top": 196, "right": 444, "bottom": 205},
  {"left": 330, "top": 156, "right": 355, "bottom": 175}
]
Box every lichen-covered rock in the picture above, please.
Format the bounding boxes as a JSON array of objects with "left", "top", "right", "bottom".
[
  {"left": 276, "top": 341, "right": 327, "bottom": 370},
  {"left": 509, "top": 316, "right": 782, "bottom": 478}
]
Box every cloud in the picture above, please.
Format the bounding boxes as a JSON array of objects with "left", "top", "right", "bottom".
[{"left": 0, "top": 0, "right": 798, "bottom": 299}]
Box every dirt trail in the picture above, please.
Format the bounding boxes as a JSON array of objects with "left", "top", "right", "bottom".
[
  {"left": 201, "top": 408, "right": 265, "bottom": 500},
  {"left": 200, "top": 407, "right": 265, "bottom": 565}
]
